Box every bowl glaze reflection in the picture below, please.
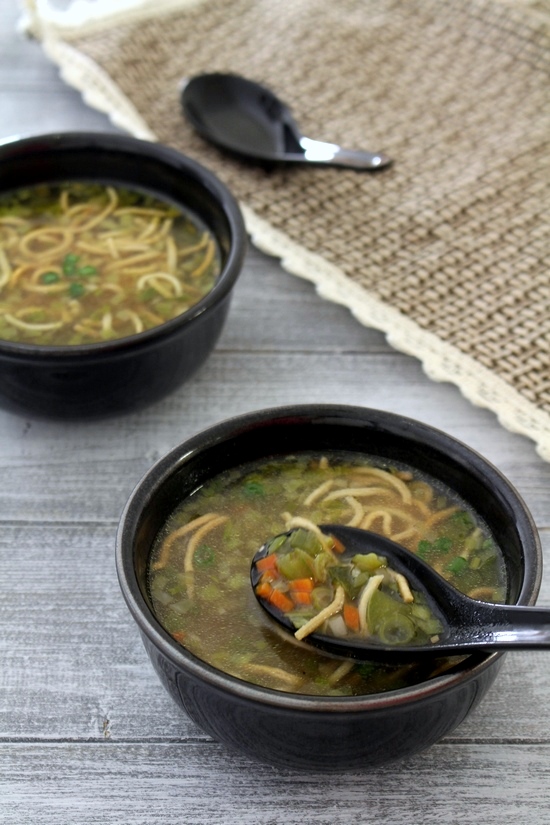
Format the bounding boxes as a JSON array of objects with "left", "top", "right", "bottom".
[
  {"left": 0, "top": 132, "right": 246, "bottom": 418},
  {"left": 116, "top": 405, "right": 542, "bottom": 771}
]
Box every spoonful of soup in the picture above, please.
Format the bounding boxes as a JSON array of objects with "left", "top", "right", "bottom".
[
  {"left": 251, "top": 525, "right": 550, "bottom": 659},
  {"left": 181, "top": 73, "right": 392, "bottom": 171}
]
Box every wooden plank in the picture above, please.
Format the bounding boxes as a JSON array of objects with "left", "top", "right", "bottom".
[
  {"left": 220, "top": 246, "right": 394, "bottom": 353},
  {"left": 1, "top": 742, "right": 549, "bottom": 824},
  {"left": 0, "top": 347, "right": 548, "bottom": 524},
  {"left": 0, "top": 90, "right": 123, "bottom": 138},
  {"left": 0, "top": 9, "right": 122, "bottom": 136},
  {"left": 0, "top": 521, "right": 207, "bottom": 741}
]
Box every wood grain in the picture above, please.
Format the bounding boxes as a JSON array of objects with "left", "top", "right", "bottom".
[{"left": 3, "top": 743, "right": 550, "bottom": 824}]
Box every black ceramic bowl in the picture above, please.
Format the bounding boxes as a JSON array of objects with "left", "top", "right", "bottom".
[
  {"left": 0, "top": 132, "right": 246, "bottom": 417},
  {"left": 116, "top": 405, "right": 542, "bottom": 771}
]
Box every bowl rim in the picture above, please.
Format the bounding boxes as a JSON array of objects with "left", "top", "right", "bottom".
[
  {"left": 0, "top": 131, "right": 246, "bottom": 359},
  {"left": 116, "top": 403, "right": 543, "bottom": 712}
]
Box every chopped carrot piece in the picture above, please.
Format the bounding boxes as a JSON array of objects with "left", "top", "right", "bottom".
[
  {"left": 268, "top": 588, "right": 295, "bottom": 613},
  {"left": 331, "top": 536, "right": 346, "bottom": 554},
  {"left": 343, "top": 603, "right": 360, "bottom": 632},
  {"left": 172, "top": 631, "right": 186, "bottom": 644},
  {"left": 255, "top": 553, "right": 279, "bottom": 573},
  {"left": 291, "top": 590, "right": 313, "bottom": 606},
  {"left": 288, "top": 578, "right": 314, "bottom": 592},
  {"left": 255, "top": 581, "right": 274, "bottom": 600},
  {"left": 259, "top": 569, "right": 278, "bottom": 584}
]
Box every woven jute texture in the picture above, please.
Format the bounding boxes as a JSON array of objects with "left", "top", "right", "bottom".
[{"left": 37, "top": 0, "right": 550, "bottom": 455}]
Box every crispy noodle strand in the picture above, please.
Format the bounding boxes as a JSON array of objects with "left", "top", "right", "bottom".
[{"left": 294, "top": 585, "right": 346, "bottom": 641}]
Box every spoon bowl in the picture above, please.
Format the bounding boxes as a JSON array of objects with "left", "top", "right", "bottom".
[
  {"left": 181, "top": 73, "right": 392, "bottom": 171},
  {"left": 251, "top": 524, "right": 550, "bottom": 659}
]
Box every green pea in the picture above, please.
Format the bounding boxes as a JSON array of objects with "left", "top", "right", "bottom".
[
  {"left": 447, "top": 556, "right": 468, "bottom": 576},
  {"left": 433, "top": 537, "right": 452, "bottom": 553},
  {"left": 41, "top": 271, "right": 60, "bottom": 284},
  {"left": 78, "top": 265, "right": 98, "bottom": 277},
  {"left": 242, "top": 480, "right": 266, "bottom": 498},
  {"left": 356, "top": 662, "right": 377, "bottom": 679},
  {"left": 68, "top": 282, "right": 85, "bottom": 298},
  {"left": 417, "top": 540, "right": 433, "bottom": 557},
  {"left": 63, "top": 253, "right": 80, "bottom": 276}
]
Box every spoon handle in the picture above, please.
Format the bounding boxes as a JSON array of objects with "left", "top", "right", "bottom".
[
  {"left": 298, "top": 137, "right": 392, "bottom": 170},
  {"left": 454, "top": 603, "right": 550, "bottom": 650},
  {"left": 328, "top": 146, "right": 393, "bottom": 171}
]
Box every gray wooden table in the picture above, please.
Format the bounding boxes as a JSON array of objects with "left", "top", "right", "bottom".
[{"left": 1, "top": 2, "right": 549, "bottom": 822}]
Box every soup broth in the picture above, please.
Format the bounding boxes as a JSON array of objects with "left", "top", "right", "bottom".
[
  {"left": 0, "top": 182, "right": 221, "bottom": 345},
  {"left": 148, "top": 452, "right": 507, "bottom": 696}
]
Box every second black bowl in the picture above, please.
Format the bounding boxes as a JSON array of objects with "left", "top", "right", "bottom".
[{"left": 0, "top": 132, "right": 246, "bottom": 418}]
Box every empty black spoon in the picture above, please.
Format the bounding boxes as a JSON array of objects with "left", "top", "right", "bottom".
[
  {"left": 251, "top": 524, "right": 550, "bottom": 659},
  {"left": 181, "top": 73, "right": 392, "bottom": 171}
]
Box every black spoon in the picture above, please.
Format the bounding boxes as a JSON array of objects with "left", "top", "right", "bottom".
[
  {"left": 181, "top": 73, "right": 392, "bottom": 171},
  {"left": 251, "top": 524, "right": 550, "bottom": 660}
]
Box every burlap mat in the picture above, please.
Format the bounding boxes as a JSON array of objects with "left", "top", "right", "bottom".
[{"left": 25, "top": 0, "right": 550, "bottom": 458}]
